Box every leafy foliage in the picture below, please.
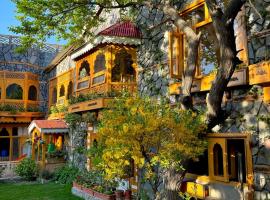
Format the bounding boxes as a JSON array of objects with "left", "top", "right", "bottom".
[
  {"left": 15, "top": 158, "right": 39, "bottom": 181},
  {"left": 91, "top": 95, "right": 207, "bottom": 186},
  {"left": 53, "top": 165, "right": 79, "bottom": 184},
  {"left": 10, "top": 0, "right": 141, "bottom": 51}
]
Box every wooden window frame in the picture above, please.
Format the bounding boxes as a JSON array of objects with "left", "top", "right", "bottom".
[
  {"left": 169, "top": 0, "right": 212, "bottom": 79},
  {"left": 91, "top": 72, "right": 106, "bottom": 87},
  {"left": 169, "top": 31, "right": 184, "bottom": 79},
  {"left": 207, "top": 133, "right": 253, "bottom": 184}
]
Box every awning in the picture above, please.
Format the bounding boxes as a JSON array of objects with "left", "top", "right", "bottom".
[{"left": 28, "top": 120, "right": 69, "bottom": 134}]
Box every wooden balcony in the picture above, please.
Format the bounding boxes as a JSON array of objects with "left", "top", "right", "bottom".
[
  {"left": 249, "top": 60, "right": 270, "bottom": 85},
  {"left": 68, "top": 98, "right": 112, "bottom": 113}
]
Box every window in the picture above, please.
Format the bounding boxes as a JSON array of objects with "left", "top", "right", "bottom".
[
  {"left": 92, "top": 74, "right": 105, "bottom": 85},
  {"left": 169, "top": 32, "right": 184, "bottom": 79},
  {"left": 28, "top": 85, "right": 37, "bottom": 100},
  {"left": 94, "top": 53, "right": 106, "bottom": 73},
  {"left": 52, "top": 87, "right": 57, "bottom": 104},
  {"left": 112, "top": 49, "right": 136, "bottom": 82},
  {"left": 6, "top": 84, "right": 23, "bottom": 99},
  {"left": 59, "top": 85, "right": 65, "bottom": 97},
  {"left": 79, "top": 60, "right": 90, "bottom": 79},
  {"left": 208, "top": 134, "right": 252, "bottom": 183},
  {"left": 67, "top": 81, "right": 73, "bottom": 99},
  {"left": 197, "top": 24, "right": 220, "bottom": 75}
]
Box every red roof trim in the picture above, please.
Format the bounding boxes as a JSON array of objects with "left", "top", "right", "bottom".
[
  {"left": 32, "top": 120, "right": 68, "bottom": 129},
  {"left": 98, "top": 21, "right": 141, "bottom": 39}
]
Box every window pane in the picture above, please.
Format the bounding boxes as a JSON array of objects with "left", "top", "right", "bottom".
[
  {"left": 197, "top": 24, "right": 220, "bottom": 75},
  {"left": 6, "top": 84, "right": 23, "bottom": 99},
  {"left": 183, "top": 5, "right": 205, "bottom": 27},
  {"left": 77, "top": 80, "right": 89, "bottom": 89},
  {"left": 12, "top": 138, "right": 19, "bottom": 160},
  {"left": 79, "top": 60, "right": 90, "bottom": 79},
  {"left": 0, "top": 137, "right": 10, "bottom": 161},
  {"left": 94, "top": 53, "right": 106, "bottom": 73},
  {"left": 93, "top": 75, "right": 105, "bottom": 85},
  {"left": 12, "top": 127, "right": 18, "bottom": 136}
]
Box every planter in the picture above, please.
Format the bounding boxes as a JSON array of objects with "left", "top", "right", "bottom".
[
  {"left": 124, "top": 190, "right": 132, "bottom": 200},
  {"left": 73, "top": 182, "right": 82, "bottom": 190},
  {"left": 83, "top": 186, "right": 94, "bottom": 196},
  {"left": 115, "top": 190, "right": 124, "bottom": 200},
  {"left": 93, "top": 190, "right": 116, "bottom": 200}
]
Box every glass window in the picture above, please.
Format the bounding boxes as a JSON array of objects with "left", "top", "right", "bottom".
[
  {"left": 112, "top": 49, "right": 136, "bottom": 82},
  {"left": 12, "top": 127, "right": 18, "bottom": 136},
  {"left": 67, "top": 81, "right": 73, "bottom": 99},
  {"left": 197, "top": 24, "right": 220, "bottom": 75},
  {"left": 52, "top": 87, "right": 57, "bottom": 104},
  {"left": 6, "top": 84, "right": 23, "bottom": 99},
  {"left": 170, "top": 32, "right": 184, "bottom": 79},
  {"left": 28, "top": 85, "right": 37, "bottom": 100},
  {"left": 93, "top": 74, "right": 105, "bottom": 85},
  {"left": 59, "top": 85, "right": 65, "bottom": 97},
  {"left": 79, "top": 60, "right": 90, "bottom": 79},
  {"left": 94, "top": 53, "right": 106, "bottom": 73}
]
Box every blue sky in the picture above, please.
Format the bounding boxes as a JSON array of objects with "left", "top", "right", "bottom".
[{"left": 0, "top": 0, "right": 66, "bottom": 45}]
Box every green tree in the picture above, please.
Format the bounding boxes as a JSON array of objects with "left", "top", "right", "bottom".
[{"left": 91, "top": 95, "right": 207, "bottom": 199}]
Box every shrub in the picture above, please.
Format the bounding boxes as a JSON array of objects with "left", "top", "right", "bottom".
[
  {"left": 53, "top": 165, "right": 78, "bottom": 184},
  {"left": 15, "top": 158, "right": 38, "bottom": 181},
  {"left": 40, "top": 169, "right": 54, "bottom": 180}
]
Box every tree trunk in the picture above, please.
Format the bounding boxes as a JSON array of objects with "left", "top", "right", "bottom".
[
  {"left": 205, "top": 0, "right": 245, "bottom": 130},
  {"left": 162, "top": 168, "right": 186, "bottom": 200}
]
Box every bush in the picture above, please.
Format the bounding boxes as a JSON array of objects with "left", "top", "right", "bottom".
[
  {"left": 53, "top": 165, "right": 78, "bottom": 184},
  {"left": 15, "top": 158, "right": 38, "bottom": 181},
  {"left": 40, "top": 169, "right": 54, "bottom": 180}
]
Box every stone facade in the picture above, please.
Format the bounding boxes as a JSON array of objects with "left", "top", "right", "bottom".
[{"left": 0, "top": 34, "right": 61, "bottom": 112}]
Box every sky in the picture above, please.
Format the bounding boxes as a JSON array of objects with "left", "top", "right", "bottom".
[{"left": 0, "top": 0, "right": 66, "bottom": 45}]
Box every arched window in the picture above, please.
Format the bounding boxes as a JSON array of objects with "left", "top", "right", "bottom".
[
  {"left": 79, "top": 60, "right": 90, "bottom": 79},
  {"left": 59, "top": 85, "right": 65, "bottom": 97},
  {"left": 112, "top": 49, "right": 136, "bottom": 82},
  {"left": 52, "top": 87, "right": 57, "bottom": 104},
  {"left": 213, "top": 143, "right": 224, "bottom": 176},
  {"left": 28, "top": 85, "right": 37, "bottom": 100},
  {"left": 6, "top": 84, "right": 23, "bottom": 99},
  {"left": 94, "top": 53, "right": 106, "bottom": 73},
  {"left": 67, "top": 81, "right": 73, "bottom": 99}
]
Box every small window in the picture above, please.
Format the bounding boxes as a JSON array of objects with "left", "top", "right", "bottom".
[
  {"left": 59, "top": 85, "right": 65, "bottom": 97},
  {"left": 67, "top": 81, "right": 73, "bottom": 99},
  {"left": 92, "top": 74, "right": 105, "bottom": 85},
  {"left": 169, "top": 32, "right": 184, "bottom": 79},
  {"left": 79, "top": 60, "right": 90, "bottom": 79},
  {"left": 0, "top": 128, "right": 9, "bottom": 136},
  {"left": 12, "top": 127, "right": 18, "bottom": 136},
  {"left": 213, "top": 143, "right": 224, "bottom": 176},
  {"left": 52, "top": 87, "right": 57, "bottom": 104},
  {"left": 112, "top": 49, "right": 136, "bottom": 82},
  {"left": 28, "top": 85, "right": 37, "bottom": 100},
  {"left": 6, "top": 84, "right": 23, "bottom": 99},
  {"left": 94, "top": 53, "right": 106, "bottom": 73}
]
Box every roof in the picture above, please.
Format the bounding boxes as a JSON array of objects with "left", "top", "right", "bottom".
[
  {"left": 71, "top": 21, "right": 141, "bottom": 60},
  {"left": 28, "top": 120, "right": 69, "bottom": 134},
  {"left": 98, "top": 21, "right": 141, "bottom": 38},
  {"left": 45, "top": 44, "right": 78, "bottom": 72}
]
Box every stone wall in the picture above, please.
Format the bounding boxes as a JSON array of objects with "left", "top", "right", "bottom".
[{"left": 0, "top": 34, "right": 61, "bottom": 112}]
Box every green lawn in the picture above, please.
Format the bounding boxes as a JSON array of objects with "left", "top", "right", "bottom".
[{"left": 0, "top": 182, "right": 82, "bottom": 200}]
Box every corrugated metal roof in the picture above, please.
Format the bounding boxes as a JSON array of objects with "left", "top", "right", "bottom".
[
  {"left": 32, "top": 120, "right": 68, "bottom": 129},
  {"left": 98, "top": 21, "right": 141, "bottom": 38}
]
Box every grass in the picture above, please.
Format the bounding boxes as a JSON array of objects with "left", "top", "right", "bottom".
[{"left": 0, "top": 182, "right": 82, "bottom": 200}]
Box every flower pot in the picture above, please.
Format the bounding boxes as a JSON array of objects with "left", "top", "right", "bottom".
[
  {"left": 124, "top": 189, "right": 132, "bottom": 200},
  {"left": 94, "top": 190, "right": 116, "bottom": 200},
  {"left": 83, "top": 186, "right": 94, "bottom": 196},
  {"left": 115, "top": 190, "right": 124, "bottom": 200},
  {"left": 73, "top": 182, "right": 82, "bottom": 190}
]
